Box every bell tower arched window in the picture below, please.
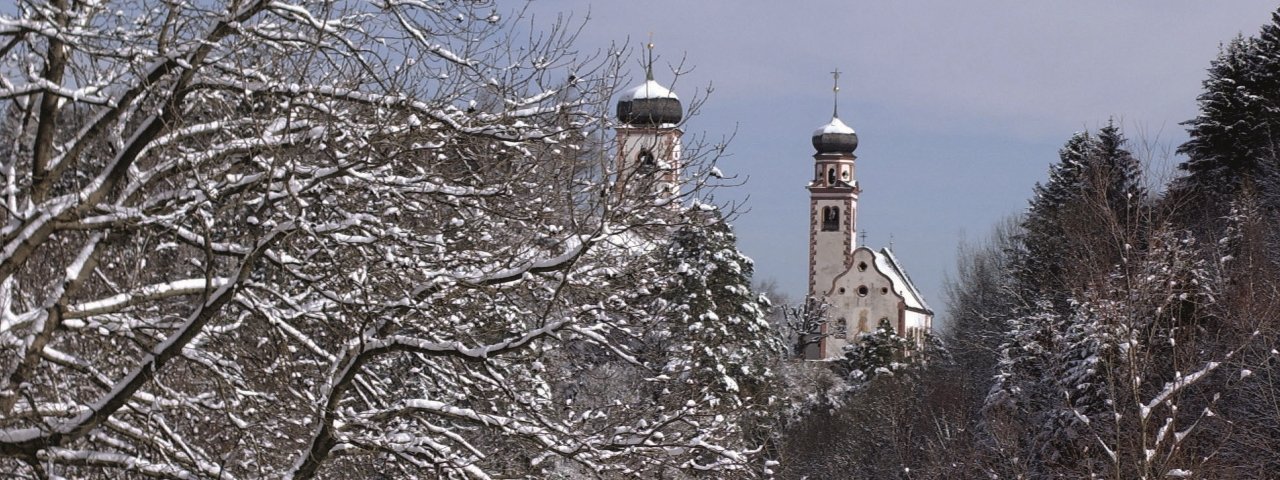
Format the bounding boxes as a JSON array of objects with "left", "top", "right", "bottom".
[
  {"left": 637, "top": 149, "right": 656, "bottom": 173},
  {"left": 827, "top": 167, "right": 836, "bottom": 185},
  {"left": 822, "top": 206, "right": 839, "bottom": 231}
]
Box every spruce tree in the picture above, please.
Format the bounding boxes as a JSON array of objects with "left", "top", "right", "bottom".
[
  {"left": 646, "top": 209, "right": 782, "bottom": 435},
  {"left": 1176, "top": 9, "right": 1280, "bottom": 212},
  {"left": 1015, "top": 123, "right": 1145, "bottom": 309}
]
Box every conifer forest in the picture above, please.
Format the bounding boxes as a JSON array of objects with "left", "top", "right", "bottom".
[{"left": 2, "top": 1, "right": 1279, "bottom": 478}]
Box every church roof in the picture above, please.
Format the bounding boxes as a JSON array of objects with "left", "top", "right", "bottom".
[
  {"left": 616, "top": 79, "right": 683, "bottom": 126},
  {"left": 872, "top": 247, "right": 932, "bottom": 314},
  {"left": 813, "top": 116, "right": 854, "bottom": 136},
  {"left": 624, "top": 79, "right": 678, "bottom": 100},
  {"left": 811, "top": 116, "right": 859, "bottom": 154},
  {"left": 616, "top": 44, "right": 683, "bottom": 126}
]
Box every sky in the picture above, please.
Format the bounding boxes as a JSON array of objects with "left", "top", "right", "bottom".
[{"left": 521, "top": 1, "right": 1280, "bottom": 319}]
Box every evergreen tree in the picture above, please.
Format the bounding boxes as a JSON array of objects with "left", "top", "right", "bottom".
[
  {"left": 1015, "top": 123, "right": 1145, "bottom": 309},
  {"left": 982, "top": 301, "right": 1064, "bottom": 469},
  {"left": 1176, "top": 9, "right": 1280, "bottom": 212},
  {"left": 655, "top": 210, "right": 781, "bottom": 408},
  {"left": 837, "top": 319, "right": 948, "bottom": 386},
  {"left": 601, "top": 209, "right": 785, "bottom": 474}
]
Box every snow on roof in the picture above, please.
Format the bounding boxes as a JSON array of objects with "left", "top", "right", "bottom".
[
  {"left": 872, "top": 247, "right": 932, "bottom": 313},
  {"left": 625, "top": 80, "right": 678, "bottom": 100},
  {"left": 813, "top": 117, "right": 854, "bottom": 137}
]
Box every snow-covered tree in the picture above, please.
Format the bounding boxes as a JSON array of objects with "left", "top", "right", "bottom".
[
  {"left": 1015, "top": 123, "right": 1144, "bottom": 308},
  {"left": 838, "top": 320, "right": 919, "bottom": 384},
  {"left": 984, "top": 221, "right": 1250, "bottom": 478},
  {"left": 0, "top": 1, "right": 772, "bottom": 478},
  {"left": 652, "top": 210, "right": 779, "bottom": 406},
  {"left": 777, "top": 297, "right": 842, "bottom": 359},
  {"left": 1176, "top": 8, "right": 1280, "bottom": 212}
]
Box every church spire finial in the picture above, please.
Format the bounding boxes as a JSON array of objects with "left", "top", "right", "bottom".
[
  {"left": 645, "top": 34, "right": 655, "bottom": 82},
  {"left": 830, "top": 68, "right": 842, "bottom": 118}
]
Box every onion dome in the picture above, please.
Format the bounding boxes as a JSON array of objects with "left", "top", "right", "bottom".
[
  {"left": 616, "top": 79, "right": 683, "bottom": 126},
  {"left": 616, "top": 43, "right": 683, "bottom": 126},
  {"left": 812, "top": 116, "right": 858, "bottom": 154}
]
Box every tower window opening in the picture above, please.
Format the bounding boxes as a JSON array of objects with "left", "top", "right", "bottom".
[
  {"left": 822, "top": 206, "right": 839, "bottom": 231},
  {"left": 842, "top": 170, "right": 850, "bottom": 179},
  {"left": 857, "top": 261, "right": 867, "bottom": 272},
  {"left": 881, "top": 287, "right": 889, "bottom": 295},
  {"left": 827, "top": 168, "right": 836, "bottom": 185},
  {"left": 857, "top": 285, "right": 869, "bottom": 297},
  {"left": 637, "top": 149, "right": 656, "bottom": 173}
]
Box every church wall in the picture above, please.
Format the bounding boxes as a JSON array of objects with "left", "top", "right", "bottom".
[
  {"left": 615, "top": 127, "right": 682, "bottom": 195},
  {"left": 829, "top": 248, "right": 908, "bottom": 340},
  {"left": 618, "top": 128, "right": 682, "bottom": 169},
  {"left": 904, "top": 310, "right": 930, "bottom": 340},
  {"left": 808, "top": 196, "right": 855, "bottom": 296}
]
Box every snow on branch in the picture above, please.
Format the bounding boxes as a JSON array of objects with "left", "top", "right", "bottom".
[
  {"left": 64, "top": 278, "right": 231, "bottom": 320},
  {"left": 1139, "top": 331, "right": 1257, "bottom": 421}
]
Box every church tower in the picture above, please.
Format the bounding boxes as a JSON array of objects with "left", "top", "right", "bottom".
[
  {"left": 806, "top": 71, "right": 861, "bottom": 358},
  {"left": 805, "top": 71, "right": 934, "bottom": 360},
  {"left": 615, "top": 43, "right": 683, "bottom": 200}
]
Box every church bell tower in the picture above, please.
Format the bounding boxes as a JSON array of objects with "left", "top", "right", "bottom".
[
  {"left": 615, "top": 43, "right": 683, "bottom": 200},
  {"left": 807, "top": 71, "right": 861, "bottom": 358}
]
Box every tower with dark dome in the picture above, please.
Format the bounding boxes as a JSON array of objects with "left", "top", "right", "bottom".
[
  {"left": 614, "top": 44, "right": 683, "bottom": 200},
  {"left": 805, "top": 70, "right": 933, "bottom": 360}
]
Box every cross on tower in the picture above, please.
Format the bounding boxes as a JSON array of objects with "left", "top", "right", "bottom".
[
  {"left": 859, "top": 230, "right": 867, "bottom": 245},
  {"left": 830, "top": 68, "right": 842, "bottom": 117},
  {"left": 645, "top": 34, "right": 656, "bottom": 81}
]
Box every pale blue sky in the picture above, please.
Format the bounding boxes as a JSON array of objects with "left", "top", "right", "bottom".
[{"left": 524, "top": 1, "right": 1279, "bottom": 315}]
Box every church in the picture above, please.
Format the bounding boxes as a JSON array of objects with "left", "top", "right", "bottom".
[
  {"left": 803, "top": 78, "right": 933, "bottom": 359},
  {"left": 611, "top": 57, "right": 933, "bottom": 361}
]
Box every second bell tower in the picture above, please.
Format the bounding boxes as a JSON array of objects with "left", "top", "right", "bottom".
[{"left": 614, "top": 43, "right": 683, "bottom": 200}]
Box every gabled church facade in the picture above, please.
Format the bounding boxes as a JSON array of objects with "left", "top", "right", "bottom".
[{"left": 804, "top": 77, "right": 933, "bottom": 360}]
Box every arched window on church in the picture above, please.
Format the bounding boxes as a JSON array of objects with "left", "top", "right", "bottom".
[
  {"left": 637, "top": 149, "right": 656, "bottom": 174},
  {"left": 827, "top": 167, "right": 836, "bottom": 185},
  {"left": 822, "top": 206, "right": 839, "bottom": 231}
]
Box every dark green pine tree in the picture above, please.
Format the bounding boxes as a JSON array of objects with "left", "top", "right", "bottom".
[
  {"left": 1015, "top": 123, "right": 1145, "bottom": 309},
  {"left": 1094, "top": 122, "right": 1147, "bottom": 211},
  {"left": 992, "top": 124, "right": 1145, "bottom": 474},
  {"left": 1176, "top": 9, "right": 1280, "bottom": 212}
]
